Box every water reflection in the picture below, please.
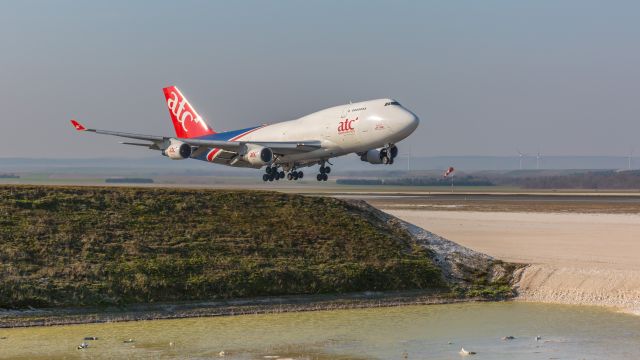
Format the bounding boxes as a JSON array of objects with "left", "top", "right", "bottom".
[{"left": 1, "top": 302, "right": 639, "bottom": 359}]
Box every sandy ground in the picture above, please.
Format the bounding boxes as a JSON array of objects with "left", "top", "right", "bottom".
[{"left": 386, "top": 209, "right": 640, "bottom": 314}]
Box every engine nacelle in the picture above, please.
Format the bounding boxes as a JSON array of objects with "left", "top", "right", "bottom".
[
  {"left": 360, "top": 146, "right": 398, "bottom": 165},
  {"left": 163, "top": 139, "right": 192, "bottom": 160},
  {"left": 241, "top": 144, "right": 273, "bottom": 166},
  {"left": 361, "top": 149, "right": 384, "bottom": 164}
]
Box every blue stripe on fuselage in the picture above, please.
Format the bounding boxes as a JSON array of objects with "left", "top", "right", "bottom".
[{"left": 194, "top": 126, "right": 262, "bottom": 141}]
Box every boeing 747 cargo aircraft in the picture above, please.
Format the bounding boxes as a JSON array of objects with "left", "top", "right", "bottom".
[{"left": 70, "top": 86, "right": 419, "bottom": 181}]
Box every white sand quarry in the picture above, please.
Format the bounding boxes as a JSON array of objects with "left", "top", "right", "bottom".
[{"left": 387, "top": 210, "right": 640, "bottom": 314}]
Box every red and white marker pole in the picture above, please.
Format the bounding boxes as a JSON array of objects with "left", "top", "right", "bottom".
[{"left": 443, "top": 167, "right": 455, "bottom": 192}]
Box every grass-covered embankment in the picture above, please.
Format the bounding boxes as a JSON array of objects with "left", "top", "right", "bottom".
[{"left": 0, "top": 186, "right": 445, "bottom": 308}]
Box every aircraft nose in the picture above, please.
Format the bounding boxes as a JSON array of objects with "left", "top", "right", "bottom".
[{"left": 401, "top": 109, "right": 419, "bottom": 133}]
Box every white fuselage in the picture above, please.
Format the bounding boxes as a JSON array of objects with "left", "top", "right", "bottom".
[{"left": 233, "top": 98, "right": 419, "bottom": 166}]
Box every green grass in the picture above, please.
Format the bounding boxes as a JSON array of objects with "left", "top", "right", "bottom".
[
  {"left": 0, "top": 186, "right": 446, "bottom": 308},
  {"left": 464, "top": 260, "right": 518, "bottom": 300}
]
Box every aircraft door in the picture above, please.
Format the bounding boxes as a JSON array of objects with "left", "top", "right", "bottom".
[
  {"left": 340, "top": 105, "right": 348, "bottom": 119},
  {"left": 322, "top": 105, "right": 344, "bottom": 141}
]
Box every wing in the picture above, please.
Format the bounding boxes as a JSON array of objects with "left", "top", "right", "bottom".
[
  {"left": 69, "top": 120, "right": 322, "bottom": 155},
  {"left": 70, "top": 119, "right": 166, "bottom": 150},
  {"left": 180, "top": 138, "right": 322, "bottom": 155}
]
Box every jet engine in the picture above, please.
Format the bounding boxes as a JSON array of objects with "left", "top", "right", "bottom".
[
  {"left": 360, "top": 146, "right": 398, "bottom": 165},
  {"left": 361, "top": 149, "right": 384, "bottom": 164},
  {"left": 163, "top": 139, "right": 192, "bottom": 160},
  {"left": 241, "top": 144, "right": 273, "bottom": 166}
]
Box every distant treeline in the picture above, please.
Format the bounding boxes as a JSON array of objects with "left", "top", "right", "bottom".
[
  {"left": 337, "top": 176, "right": 495, "bottom": 187},
  {"left": 105, "top": 178, "right": 154, "bottom": 184},
  {"left": 338, "top": 171, "right": 640, "bottom": 189},
  {"left": 0, "top": 174, "right": 19, "bottom": 179},
  {"left": 503, "top": 170, "right": 640, "bottom": 189}
]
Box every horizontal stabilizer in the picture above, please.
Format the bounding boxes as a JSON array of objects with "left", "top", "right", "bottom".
[{"left": 119, "top": 142, "right": 159, "bottom": 149}]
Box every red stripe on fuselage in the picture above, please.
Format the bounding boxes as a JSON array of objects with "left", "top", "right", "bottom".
[{"left": 206, "top": 125, "right": 268, "bottom": 162}]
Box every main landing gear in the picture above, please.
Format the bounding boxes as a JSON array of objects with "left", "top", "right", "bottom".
[
  {"left": 316, "top": 165, "right": 330, "bottom": 181},
  {"left": 261, "top": 163, "right": 332, "bottom": 182},
  {"left": 262, "top": 165, "right": 303, "bottom": 182},
  {"left": 262, "top": 166, "right": 285, "bottom": 182},
  {"left": 287, "top": 170, "right": 304, "bottom": 181}
]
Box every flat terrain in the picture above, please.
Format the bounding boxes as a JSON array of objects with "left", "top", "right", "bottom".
[
  {"left": 385, "top": 210, "right": 640, "bottom": 270},
  {"left": 372, "top": 194, "right": 640, "bottom": 313},
  {"left": 362, "top": 193, "right": 640, "bottom": 214},
  {"left": 5, "top": 174, "right": 640, "bottom": 195}
]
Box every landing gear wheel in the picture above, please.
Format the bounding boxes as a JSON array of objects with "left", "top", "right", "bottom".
[
  {"left": 265, "top": 167, "right": 272, "bottom": 175},
  {"left": 263, "top": 174, "right": 269, "bottom": 182},
  {"left": 322, "top": 173, "right": 328, "bottom": 181},
  {"left": 324, "top": 167, "right": 331, "bottom": 174},
  {"left": 279, "top": 171, "right": 285, "bottom": 179},
  {"left": 287, "top": 173, "right": 293, "bottom": 181},
  {"left": 319, "top": 166, "right": 326, "bottom": 174},
  {"left": 268, "top": 174, "right": 275, "bottom": 181},
  {"left": 298, "top": 171, "right": 304, "bottom": 179},
  {"left": 389, "top": 145, "right": 398, "bottom": 159},
  {"left": 381, "top": 155, "right": 390, "bottom": 165},
  {"left": 317, "top": 174, "right": 323, "bottom": 181},
  {"left": 293, "top": 172, "right": 299, "bottom": 180}
]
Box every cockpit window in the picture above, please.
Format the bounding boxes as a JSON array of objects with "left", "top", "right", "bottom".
[{"left": 384, "top": 101, "right": 400, "bottom": 106}]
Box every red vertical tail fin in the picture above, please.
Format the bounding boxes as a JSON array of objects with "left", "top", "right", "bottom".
[{"left": 163, "top": 86, "right": 216, "bottom": 138}]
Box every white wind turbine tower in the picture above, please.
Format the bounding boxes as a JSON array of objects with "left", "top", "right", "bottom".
[
  {"left": 536, "top": 149, "right": 541, "bottom": 170},
  {"left": 396, "top": 146, "right": 412, "bottom": 173},
  {"left": 517, "top": 149, "right": 526, "bottom": 170},
  {"left": 405, "top": 145, "right": 412, "bottom": 172},
  {"left": 629, "top": 148, "right": 634, "bottom": 170}
]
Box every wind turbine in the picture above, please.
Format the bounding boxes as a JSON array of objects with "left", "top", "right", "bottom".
[
  {"left": 396, "top": 146, "right": 412, "bottom": 173},
  {"left": 536, "top": 149, "right": 541, "bottom": 170},
  {"left": 517, "top": 149, "right": 526, "bottom": 170},
  {"left": 629, "top": 148, "right": 634, "bottom": 170}
]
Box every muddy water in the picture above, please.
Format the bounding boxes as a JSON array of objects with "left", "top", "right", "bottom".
[{"left": 1, "top": 302, "right": 639, "bottom": 359}]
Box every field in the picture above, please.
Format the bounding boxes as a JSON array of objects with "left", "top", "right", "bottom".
[
  {"left": 0, "top": 186, "right": 446, "bottom": 308},
  {"left": 366, "top": 193, "right": 640, "bottom": 214}
]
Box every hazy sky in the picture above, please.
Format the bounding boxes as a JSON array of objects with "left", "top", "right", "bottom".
[{"left": 1, "top": 0, "right": 639, "bottom": 158}]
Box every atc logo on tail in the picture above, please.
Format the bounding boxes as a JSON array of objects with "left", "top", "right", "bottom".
[{"left": 163, "top": 86, "right": 216, "bottom": 138}]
